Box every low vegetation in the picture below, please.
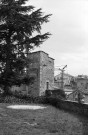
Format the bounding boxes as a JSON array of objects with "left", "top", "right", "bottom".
[
  {"left": 0, "top": 95, "right": 47, "bottom": 104},
  {"left": 0, "top": 103, "right": 87, "bottom": 135}
]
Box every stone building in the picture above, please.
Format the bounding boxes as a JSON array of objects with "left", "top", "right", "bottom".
[
  {"left": 76, "top": 75, "right": 88, "bottom": 92},
  {"left": 27, "top": 51, "right": 54, "bottom": 97},
  {"left": 11, "top": 51, "right": 54, "bottom": 97}
]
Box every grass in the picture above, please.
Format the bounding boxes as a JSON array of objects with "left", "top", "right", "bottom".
[{"left": 0, "top": 103, "right": 88, "bottom": 135}]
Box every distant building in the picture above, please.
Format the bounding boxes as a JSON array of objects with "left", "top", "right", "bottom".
[
  {"left": 66, "top": 75, "right": 88, "bottom": 103},
  {"left": 76, "top": 75, "right": 88, "bottom": 92},
  {"left": 54, "top": 73, "right": 73, "bottom": 89}
]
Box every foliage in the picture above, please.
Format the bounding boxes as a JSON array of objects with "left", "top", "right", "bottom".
[
  {"left": 0, "top": 0, "right": 51, "bottom": 94},
  {"left": 0, "top": 94, "right": 47, "bottom": 104},
  {"left": 45, "top": 89, "right": 66, "bottom": 100}
]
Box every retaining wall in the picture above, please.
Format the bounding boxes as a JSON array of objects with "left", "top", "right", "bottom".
[{"left": 46, "top": 97, "right": 88, "bottom": 116}]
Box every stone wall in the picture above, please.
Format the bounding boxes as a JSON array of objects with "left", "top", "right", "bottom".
[
  {"left": 10, "top": 84, "right": 29, "bottom": 95},
  {"left": 39, "top": 52, "right": 54, "bottom": 96},
  {"left": 28, "top": 52, "right": 40, "bottom": 97},
  {"left": 46, "top": 96, "right": 88, "bottom": 116}
]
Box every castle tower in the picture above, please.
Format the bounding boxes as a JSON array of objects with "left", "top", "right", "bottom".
[{"left": 28, "top": 51, "right": 54, "bottom": 97}]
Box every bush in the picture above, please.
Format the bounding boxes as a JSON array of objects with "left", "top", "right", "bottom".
[
  {"left": 0, "top": 95, "right": 30, "bottom": 103},
  {"left": 45, "top": 89, "right": 66, "bottom": 100},
  {"left": 45, "top": 96, "right": 60, "bottom": 107},
  {"left": 0, "top": 94, "right": 48, "bottom": 104}
]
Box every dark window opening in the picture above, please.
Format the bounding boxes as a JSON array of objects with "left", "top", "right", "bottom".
[{"left": 46, "top": 82, "right": 49, "bottom": 90}]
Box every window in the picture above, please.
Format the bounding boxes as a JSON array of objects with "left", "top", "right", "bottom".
[{"left": 46, "top": 82, "right": 49, "bottom": 90}]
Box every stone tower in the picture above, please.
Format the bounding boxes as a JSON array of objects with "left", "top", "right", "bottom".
[{"left": 28, "top": 51, "right": 54, "bottom": 97}]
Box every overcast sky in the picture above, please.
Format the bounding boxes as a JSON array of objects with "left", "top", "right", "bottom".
[{"left": 27, "top": 0, "right": 88, "bottom": 76}]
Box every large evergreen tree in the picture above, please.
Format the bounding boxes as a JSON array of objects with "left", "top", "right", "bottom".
[{"left": 0, "top": 0, "right": 51, "bottom": 94}]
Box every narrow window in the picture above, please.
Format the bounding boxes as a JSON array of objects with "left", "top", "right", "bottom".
[{"left": 46, "top": 82, "right": 49, "bottom": 90}]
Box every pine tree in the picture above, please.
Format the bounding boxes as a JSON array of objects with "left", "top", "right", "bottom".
[{"left": 0, "top": 0, "right": 51, "bottom": 94}]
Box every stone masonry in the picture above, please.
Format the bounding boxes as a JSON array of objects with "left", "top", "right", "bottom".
[{"left": 28, "top": 51, "right": 54, "bottom": 97}]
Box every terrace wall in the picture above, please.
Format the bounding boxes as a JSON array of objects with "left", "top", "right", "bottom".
[{"left": 46, "top": 97, "right": 88, "bottom": 116}]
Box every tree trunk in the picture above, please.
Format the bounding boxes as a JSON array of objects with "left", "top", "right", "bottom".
[{"left": 3, "top": 34, "right": 11, "bottom": 96}]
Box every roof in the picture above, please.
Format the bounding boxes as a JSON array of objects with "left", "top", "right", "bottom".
[
  {"left": 55, "top": 73, "right": 73, "bottom": 79},
  {"left": 29, "top": 51, "right": 54, "bottom": 60}
]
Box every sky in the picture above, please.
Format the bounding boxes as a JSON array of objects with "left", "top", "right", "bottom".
[{"left": 27, "top": 0, "right": 88, "bottom": 76}]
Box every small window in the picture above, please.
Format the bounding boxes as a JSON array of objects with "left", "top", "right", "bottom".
[{"left": 46, "top": 82, "right": 49, "bottom": 90}]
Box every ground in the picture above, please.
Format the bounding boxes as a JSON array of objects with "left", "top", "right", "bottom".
[{"left": 0, "top": 103, "right": 88, "bottom": 135}]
